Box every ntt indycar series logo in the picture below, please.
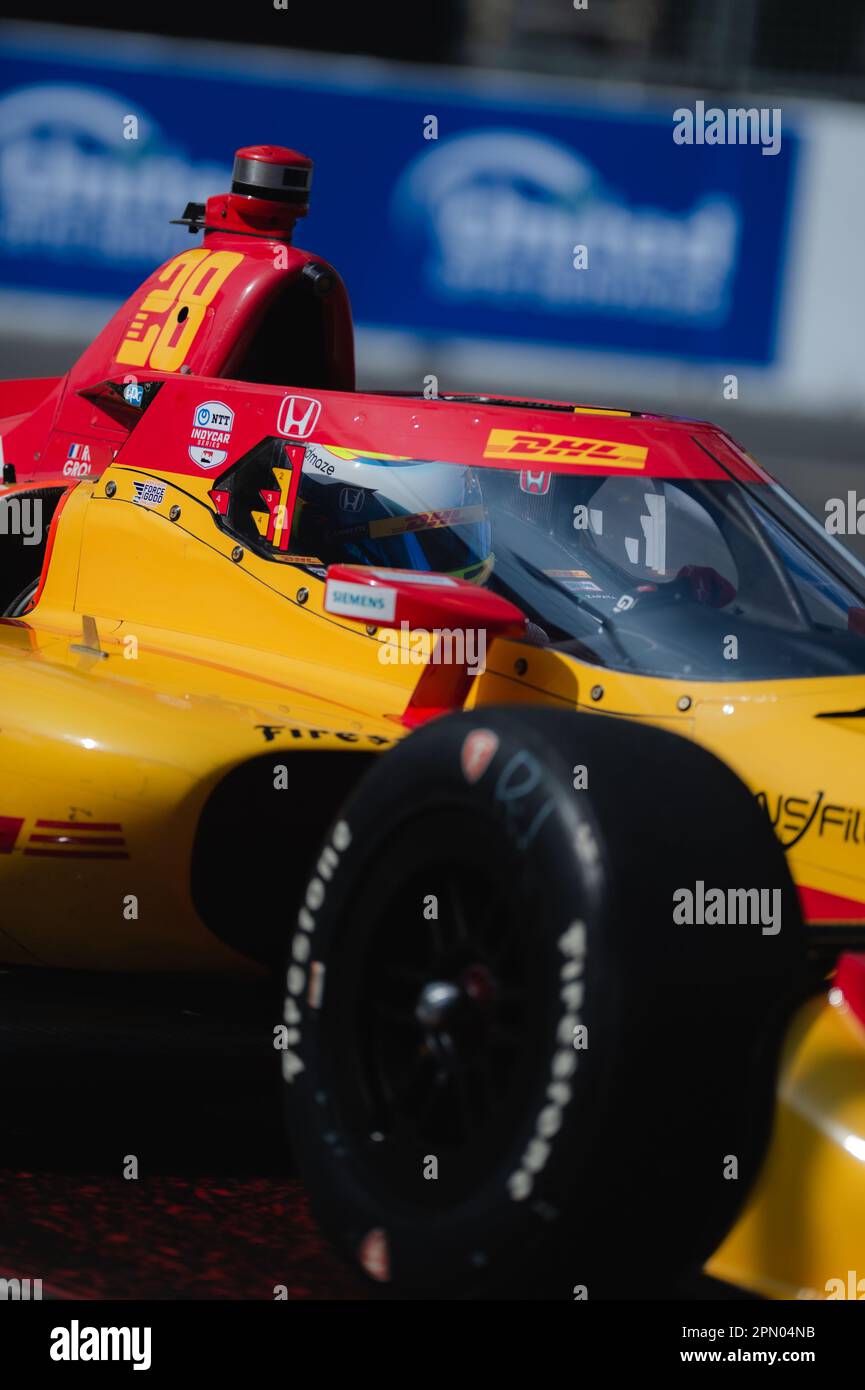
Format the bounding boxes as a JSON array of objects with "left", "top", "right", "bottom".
[
  {"left": 189, "top": 400, "right": 234, "bottom": 468},
  {"left": 0, "top": 84, "right": 229, "bottom": 268},
  {"left": 394, "top": 130, "right": 740, "bottom": 324}
]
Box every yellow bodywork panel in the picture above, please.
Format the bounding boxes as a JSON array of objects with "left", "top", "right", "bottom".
[
  {"left": 0, "top": 476, "right": 406, "bottom": 972},
  {"left": 708, "top": 994, "right": 865, "bottom": 1299}
]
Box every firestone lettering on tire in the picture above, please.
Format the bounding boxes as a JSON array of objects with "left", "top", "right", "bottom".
[
  {"left": 282, "top": 820, "right": 352, "bottom": 1083},
  {"left": 507, "top": 920, "right": 586, "bottom": 1202}
]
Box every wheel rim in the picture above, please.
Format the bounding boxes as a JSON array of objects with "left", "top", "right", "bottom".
[
  {"left": 320, "top": 841, "right": 546, "bottom": 1208},
  {"left": 2, "top": 578, "right": 39, "bottom": 618},
  {"left": 370, "top": 865, "right": 525, "bottom": 1144}
]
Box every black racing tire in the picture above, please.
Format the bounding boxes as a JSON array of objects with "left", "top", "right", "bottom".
[{"left": 282, "top": 706, "right": 807, "bottom": 1298}]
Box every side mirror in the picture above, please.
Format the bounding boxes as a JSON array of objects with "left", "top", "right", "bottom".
[{"left": 324, "top": 564, "right": 527, "bottom": 726}]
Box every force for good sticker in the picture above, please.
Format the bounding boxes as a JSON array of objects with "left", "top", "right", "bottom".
[{"left": 132, "top": 480, "right": 166, "bottom": 507}]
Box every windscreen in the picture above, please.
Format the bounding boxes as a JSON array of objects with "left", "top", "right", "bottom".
[{"left": 218, "top": 438, "right": 865, "bottom": 681}]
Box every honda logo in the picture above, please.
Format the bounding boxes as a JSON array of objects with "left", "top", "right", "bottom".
[
  {"left": 519, "top": 469, "right": 551, "bottom": 496},
  {"left": 339, "top": 487, "right": 365, "bottom": 513},
  {"left": 277, "top": 395, "right": 322, "bottom": 439}
]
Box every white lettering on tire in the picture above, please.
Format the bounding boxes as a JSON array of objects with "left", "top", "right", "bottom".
[
  {"left": 507, "top": 920, "right": 586, "bottom": 1201},
  {"left": 282, "top": 819, "right": 352, "bottom": 1083}
]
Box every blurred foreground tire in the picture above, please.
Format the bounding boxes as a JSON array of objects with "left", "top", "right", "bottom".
[{"left": 283, "top": 708, "right": 807, "bottom": 1298}]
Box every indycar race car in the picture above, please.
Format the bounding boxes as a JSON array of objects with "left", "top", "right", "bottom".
[{"left": 1, "top": 144, "right": 864, "bottom": 1300}]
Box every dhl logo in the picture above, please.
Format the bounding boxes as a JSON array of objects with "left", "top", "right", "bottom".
[
  {"left": 368, "top": 505, "right": 486, "bottom": 539},
  {"left": 483, "top": 428, "right": 647, "bottom": 470}
]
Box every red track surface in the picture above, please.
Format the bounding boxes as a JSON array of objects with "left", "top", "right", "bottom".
[{"left": 0, "top": 1171, "right": 367, "bottom": 1300}]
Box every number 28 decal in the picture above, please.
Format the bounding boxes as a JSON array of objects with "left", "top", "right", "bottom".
[{"left": 116, "top": 249, "right": 244, "bottom": 372}]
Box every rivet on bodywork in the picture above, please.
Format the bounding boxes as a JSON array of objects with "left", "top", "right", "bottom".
[
  {"left": 231, "top": 546, "right": 244, "bottom": 563},
  {"left": 677, "top": 695, "right": 692, "bottom": 711},
  {"left": 105, "top": 480, "right": 116, "bottom": 497},
  {"left": 169, "top": 505, "right": 181, "bottom": 522},
  {"left": 590, "top": 685, "right": 603, "bottom": 701},
  {"left": 297, "top": 588, "right": 309, "bottom": 605}
]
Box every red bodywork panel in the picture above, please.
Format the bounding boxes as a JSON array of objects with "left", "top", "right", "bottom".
[
  {"left": 2, "top": 366, "right": 765, "bottom": 492},
  {"left": 0, "top": 146, "right": 354, "bottom": 493},
  {"left": 324, "top": 563, "right": 528, "bottom": 727}
]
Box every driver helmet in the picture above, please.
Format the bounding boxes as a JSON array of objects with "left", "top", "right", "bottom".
[{"left": 292, "top": 444, "right": 494, "bottom": 582}]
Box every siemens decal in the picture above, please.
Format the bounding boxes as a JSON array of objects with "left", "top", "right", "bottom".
[{"left": 325, "top": 580, "right": 397, "bottom": 623}]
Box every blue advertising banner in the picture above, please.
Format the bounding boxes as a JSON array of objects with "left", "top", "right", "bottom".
[{"left": 0, "top": 25, "right": 799, "bottom": 364}]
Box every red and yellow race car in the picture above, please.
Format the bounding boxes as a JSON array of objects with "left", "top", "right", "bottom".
[{"left": 1, "top": 145, "right": 863, "bottom": 1299}]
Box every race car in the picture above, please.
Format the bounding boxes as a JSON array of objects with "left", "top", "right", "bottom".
[{"left": 0, "top": 144, "right": 863, "bottom": 1300}]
